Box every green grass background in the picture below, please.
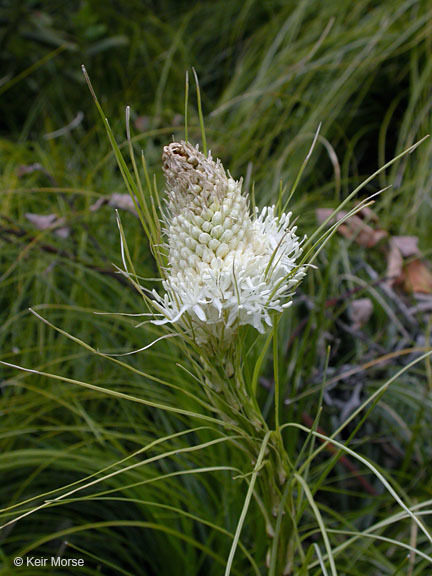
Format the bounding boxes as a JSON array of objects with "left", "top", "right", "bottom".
[{"left": 1, "top": 1, "right": 432, "bottom": 574}]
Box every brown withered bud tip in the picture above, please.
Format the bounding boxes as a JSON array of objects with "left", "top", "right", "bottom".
[
  {"left": 162, "top": 141, "right": 203, "bottom": 184},
  {"left": 162, "top": 141, "right": 228, "bottom": 213}
]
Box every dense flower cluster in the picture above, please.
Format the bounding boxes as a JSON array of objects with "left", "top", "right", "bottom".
[{"left": 152, "top": 141, "right": 306, "bottom": 344}]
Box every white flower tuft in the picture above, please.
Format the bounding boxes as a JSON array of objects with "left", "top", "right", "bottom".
[{"left": 152, "top": 141, "right": 306, "bottom": 345}]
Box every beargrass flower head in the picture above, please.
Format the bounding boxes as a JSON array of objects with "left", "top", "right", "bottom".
[{"left": 152, "top": 141, "right": 306, "bottom": 346}]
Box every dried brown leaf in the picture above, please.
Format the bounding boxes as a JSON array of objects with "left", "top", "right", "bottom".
[
  {"left": 315, "top": 208, "right": 387, "bottom": 247},
  {"left": 315, "top": 208, "right": 339, "bottom": 225},
  {"left": 25, "top": 213, "right": 70, "bottom": 238},
  {"left": 403, "top": 259, "right": 432, "bottom": 294},
  {"left": 90, "top": 194, "right": 138, "bottom": 216},
  {"left": 134, "top": 115, "right": 150, "bottom": 132},
  {"left": 108, "top": 193, "right": 138, "bottom": 215},
  {"left": 392, "top": 236, "right": 419, "bottom": 258},
  {"left": 349, "top": 298, "right": 373, "bottom": 330},
  {"left": 25, "top": 213, "right": 57, "bottom": 229},
  {"left": 386, "top": 238, "right": 404, "bottom": 286}
]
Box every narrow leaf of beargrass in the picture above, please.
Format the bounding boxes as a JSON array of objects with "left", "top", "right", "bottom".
[
  {"left": 125, "top": 105, "right": 160, "bottom": 256},
  {"left": 264, "top": 226, "right": 294, "bottom": 281},
  {"left": 292, "top": 350, "right": 432, "bottom": 541},
  {"left": 65, "top": 541, "right": 135, "bottom": 576},
  {"left": 26, "top": 308, "right": 215, "bottom": 412},
  {"left": 295, "top": 350, "right": 329, "bottom": 519},
  {"left": 309, "top": 503, "right": 432, "bottom": 569},
  {"left": 276, "top": 180, "right": 285, "bottom": 216},
  {"left": 313, "top": 543, "right": 329, "bottom": 576},
  {"left": 303, "top": 135, "right": 429, "bottom": 251},
  {"left": 125, "top": 107, "right": 148, "bottom": 213},
  {"left": 288, "top": 346, "right": 432, "bottom": 405},
  {"left": 115, "top": 210, "right": 163, "bottom": 316},
  {"left": 151, "top": 173, "right": 163, "bottom": 239},
  {"left": 273, "top": 314, "right": 280, "bottom": 431},
  {"left": 47, "top": 436, "right": 239, "bottom": 507},
  {"left": 115, "top": 211, "right": 148, "bottom": 300},
  {"left": 82, "top": 66, "right": 159, "bottom": 259},
  {"left": 0, "top": 465, "right": 238, "bottom": 524},
  {"left": 295, "top": 473, "right": 338, "bottom": 576},
  {"left": 301, "top": 350, "right": 431, "bottom": 519},
  {"left": 299, "top": 546, "right": 317, "bottom": 576},
  {"left": 225, "top": 431, "right": 271, "bottom": 576},
  {"left": 18, "top": 521, "right": 236, "bottom": 572},
  {"left": 72, "top": 466, "right": 241, "bottom": 500},
  {"left": 300, "top": 192, "right": 387, "bottom": 268},
  {"left": 282, "top": 122, "right": 321, "bottom": 213},
  {"left": 192, "top": 67, "right": 207, "bottom": 155},
  {"left": 102, "top": 332, "right": 181, "bottom": 357},
  {"left": 1, "top": 433, "right": 239, "bottom": 530},
  {"left": 185, "top": 70, "right": 189, "bottom": 141},
  {"left": 268, "top": 480, "right": 291, "bottom": 576},
  {"left": 265, "top": 193, "right": 388, "bottom": 305},
  {"left": 250, "top": 181, "right": 256, "bottom": 216},
  {"left": 302, "top": 350, "right": 432, "bottom": 467},
  {"left": 0, "top": 427, "right": 211, "bottom": 517},
  {"left": 56, "top": 497, "right": 261, "bottom": 576},
  {"left": 251, "top": 330, "right": 273, "bottom": 395},
  {"left": 0, "top": 45, "right": 67, "bottom": 97},
  {"left": 324, "top": 530, "right": 432, "bottom": 565},
  {"left": 0, "top": 360, "right": 230, "bottom": 428},
  {"left": 284, "top": 422, "right": 432, "bottom": 547}
]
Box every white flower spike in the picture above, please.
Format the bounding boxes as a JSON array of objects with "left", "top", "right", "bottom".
[{"left": 152, "top": 141, "right": 306, "bottom": 345}]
